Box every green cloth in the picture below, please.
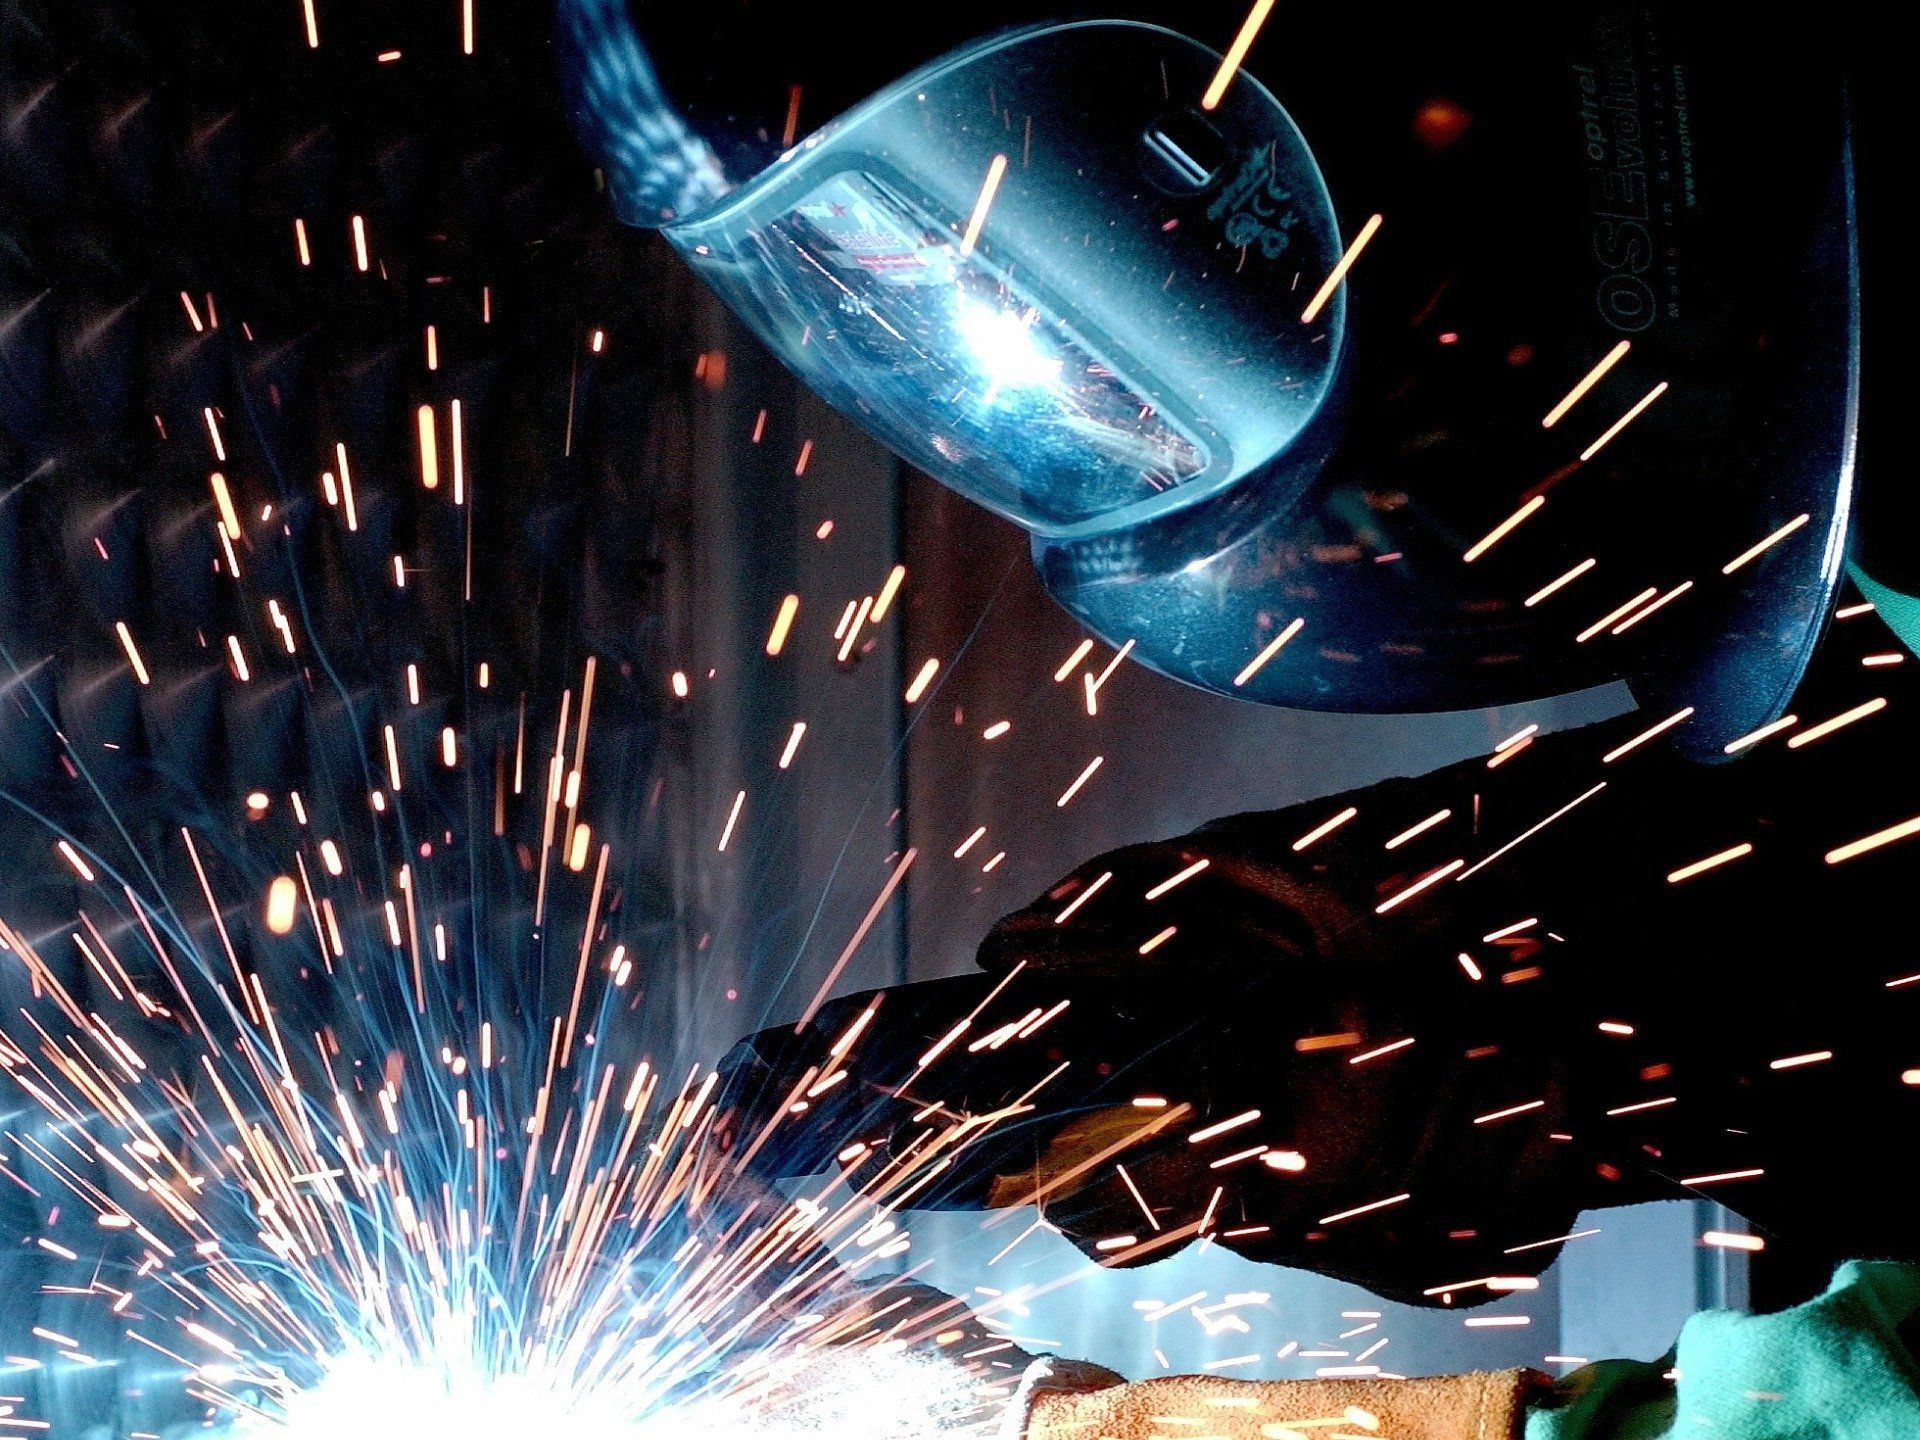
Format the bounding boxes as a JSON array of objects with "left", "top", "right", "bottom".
[
  {"left": 1526, "top": 1261, "right": 1920, "bottom": 1440},
  {"left": 1848, "top": 561, "right": 1920, "bottom": 661}
]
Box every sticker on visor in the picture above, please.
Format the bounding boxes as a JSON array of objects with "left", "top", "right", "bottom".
[
  {"left": 769, "top": 171, "right": 1209, "bottom": 528},
  {"left": 795, "top": 175, "right": 959, "bottom": 288}
]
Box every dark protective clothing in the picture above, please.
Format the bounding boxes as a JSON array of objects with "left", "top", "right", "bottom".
[{"left": 721, "top": 629, "right": 1920, "bottom": 1306}]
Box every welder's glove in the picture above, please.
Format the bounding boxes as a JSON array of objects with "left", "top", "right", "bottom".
[
  {"left": 719, "top": 704, "right": 1920, "bottom": 1307},
  {"left": 716, "top": 744, "right": 1646, "bottom": 1307}
]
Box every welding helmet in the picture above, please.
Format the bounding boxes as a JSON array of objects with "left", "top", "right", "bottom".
[{"left": 561, "top": 0, "right": 1857, "bottom": 760}]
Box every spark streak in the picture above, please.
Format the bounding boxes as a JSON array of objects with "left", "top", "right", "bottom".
[
  {"left": 115, "top": 621, "right": 152, "bottom": 685},
  {"left": 1578, "top": 381, "right": 1667, "bottom": 462},
  {"left": 1788, "top": 697, "right": 1886, "bottom": 749},
  {"left": 1318, "top": 1193, "right": 1409, "bottom": 1226},
  {"left": 1292, "top": 807, "right": 1357, "bottom": 852},
  {"left": 1201, "top": 0, "right": 1277, "bottom": 111},
  {"left": 1826, "top": 813, "right": 1920, "bottom": 865},
  {"left": 1463, "top": 496, "right": 1544, "bottom": 562},
  {"left": 1541, "top": 341, "right": 1630, "bottom": 428},
  {"left": 1145, "top": 858, "right": 1209, "bottom": 899},
  {"left": 1301, "top": 215, "right": 1382, "bottom": 325},
  {"left": 1525, "top": 558, "right": 1595, "bottom": 607},
  {"left": 1666, "top": 843, "right": 1753, "bottom": 884},
  {"left": 766, "top": 594, "right": 800, "bottom": 655},
  {"left": 718, "top": 789, "right": 746, "bottom": 850},
  {"left": 958, "top": 156, "right": 1008, "bottom": 258},
  {"left": 1374, "top": 859, "right": 1463, "bottom": 914},
  {"left": 1722, "top": 513, "right": 1811, "bottom": 575},
  {"left": 1233, "top": 617, "right": 1304, "bottom": 686},
  {"left": 1056, "top": 756, "right": 1104, "bottom": 808}
]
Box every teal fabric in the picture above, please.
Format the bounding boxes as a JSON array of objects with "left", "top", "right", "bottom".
[
  {"left": 1848, "top": 562, "right": 1920, "bottom": 660},
  {"left": 1526, "top": 1262, "right": 1920, "bottom": 1440}
]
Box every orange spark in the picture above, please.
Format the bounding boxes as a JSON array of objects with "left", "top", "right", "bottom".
[
  {"left": 1579, "top": 381, "right": 1666, "bottom": 461},
  {"left": 1463, "top": 495, "right": 1544, "bottom": 562},
  {"left": 264, "top": 877, "right": 299, "bottom": 936},
  {"left": 1054, "top": 638, "right": 1095, "bottom": 682},
  {"left": 1769, "top": 1050, "right": 1833, "bottom": 1071},
  {"left": 1233, "top": 616, "right": 1304, "bottom": 686},
  {"left": 1526, "top": 557, "right": 1595, "bottom": 607},
  {"left": 1723, "top": 714, "right": 1798, "bottom": 754},
  {"left": 1577, "top": 587, "right": 1659, "bottom": 643},
  {"left": 871, "top": 564, "right": 907, "bottom": 621},
  {"left": 717, "top": 790, "right": 746, "bottom": 851},
  {"left": 1201, "top": 0, "right": 1276, "bottom": 111},
  {"left": 778, "top": 722, "right": 807, "bottom": 769},
  {"left": 1375, "top": 858, "right": 1464, "bottom": 914},
  {"left": 416, "top": 405, "right": 439, "bottom": 489},
  {"left": 1349, "top": 1037, "right": 1415, "bottom": 1065},
  {"left": 1056, "top": 755, "right": 1104, "bottom": 808},
  {"left": 1293, "top": 806, "right": 1358, "bottom": 852},
  {"left": 1789, "top": 696, "right": 1886, "bottom": 748},
  {"left": 1385, "top": 809, "right": 1450, "bottom": 849},
  {"left": 959, "top": 155, "right": 1009, "bottom": 258},
  {"left": 1602, "top": 707, "right": 1693, "bottom": 762},
  {"left": 56, "top": 840, "right": 96, "bottom": 883},
  {"left": 1145, "top": 857, "right": 1209, "bottom": 899},
  {"left": 765, "top": 594, "right": 800, "bottom": 656},
  {"left": 904, "top": 658, "right": 940, "bottom": 703},
  {"left": 1301, "top": 214, "right": 1382, "bottom": 325},
  {"left": 1825, "top": 813, "right": 1920, "bottom": 866},
  {"left": 1320, "top": 1193, "right": 1410, "bottom": 1226},
  {"left": 1188, "top": 1110, "right": 1260, "bottom": 1144},
  {"left": 115, "top": 622, "right": 152, "bottom": 686},
  {"left": 1666, "top": 843, "right": 1752, "bottom": 884},
  {"left": 1610, "top": 580, "right": 1692, "bottom": 635},
  {"left": 1053, "top": 871, "right": 1113, "bottom": 925},
  {"left": 1722, "top": 512, "right": 1811, "bottom": 575},
  {"left": 1542, "top": 340, "right": 1630, "bottom": 428}
]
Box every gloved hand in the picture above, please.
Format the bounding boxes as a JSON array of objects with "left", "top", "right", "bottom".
[
  {"left": 718, "top": 703, "right": 1920, "bottom": 1308},
  {"left": 715, "top": 769, "right": 1661, "bottom": 1308}
]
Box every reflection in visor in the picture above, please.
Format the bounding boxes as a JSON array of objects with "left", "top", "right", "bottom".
[
  {"left": 743, "top": 171, "right": 1209, "bottom": 529},
  {"left": 662, "top": 20, "right": 1343, "bottom": 540}
]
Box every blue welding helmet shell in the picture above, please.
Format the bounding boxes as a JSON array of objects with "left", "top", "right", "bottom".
[{"left": 562, "top": 1, "right": 1857, "bottom": 760}]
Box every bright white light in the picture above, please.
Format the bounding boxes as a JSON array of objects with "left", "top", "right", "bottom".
[
  {"left": 229, "top": 1351, "right": 644, "bottom": 1440},
  {"left": 227, "top": 1344, "right": 984, "bottom": 1440},
  {"left": 955, "top": 299, "right": 1060, "bottom": 399}
]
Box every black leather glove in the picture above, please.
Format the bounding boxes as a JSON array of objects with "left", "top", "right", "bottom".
[{"left": 720, "top": 693, "right": 1920, "bottom": 1306}]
